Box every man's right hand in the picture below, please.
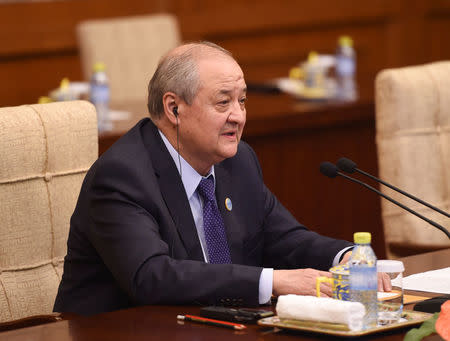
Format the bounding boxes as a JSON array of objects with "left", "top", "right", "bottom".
[{"left": 273, "top": 269, "right": 333, "bottom": 298}]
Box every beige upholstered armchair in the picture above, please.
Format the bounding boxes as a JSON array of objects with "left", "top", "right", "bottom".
[
  {"left": 375, "top": 61, "right": 450, "bottom": 258},
  {"left": 77, "top": 14, "right": 181, "bottom": 110},
  {"left": 0, "top": 101, "right": 98, "bottom": 325}
]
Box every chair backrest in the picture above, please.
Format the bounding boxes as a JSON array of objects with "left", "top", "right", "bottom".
[
  {"left": 375, "top": 61, "right": 450, "bottom": 258},
  {"left": 0, "top": 101, "right": 98, "bottom": 322},
  {"left": 77, "top": 14, "right": 181, "bottom": 109}
]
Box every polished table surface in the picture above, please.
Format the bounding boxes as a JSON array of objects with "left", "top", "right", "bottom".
[{"left": 1, "top": 249, "right": 448, "bottom": 341}]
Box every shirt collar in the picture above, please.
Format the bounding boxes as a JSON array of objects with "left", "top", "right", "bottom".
[{"left": 158, "top": 130, "right": 215, "bottom": 199}]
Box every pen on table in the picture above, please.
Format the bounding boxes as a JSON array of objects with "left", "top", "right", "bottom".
[{"left": 177, "top": 314, "right": 246, "bottom": 330}]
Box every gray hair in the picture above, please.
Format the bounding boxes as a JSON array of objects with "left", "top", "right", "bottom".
[{"left": 147, "top": 41, "right": 233, "bottom": 119}]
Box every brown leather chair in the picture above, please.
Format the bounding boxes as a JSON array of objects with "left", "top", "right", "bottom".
[
  {"left": 0, "top": 101, "right": 98, "bottom": 328},
  {"left": 77, "top": 14, "right": 181, "bottom": 111},
  {"left": 375, "top": 61, "right": 450, "bottom": 258}
]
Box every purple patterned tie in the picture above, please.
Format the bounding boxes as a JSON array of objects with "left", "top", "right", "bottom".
[{"left": 197, "top": 176, "right": 232, "bottom": 264}]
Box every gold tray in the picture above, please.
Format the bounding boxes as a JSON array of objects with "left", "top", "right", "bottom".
[{"left": 257, "top": 310, "right": 432, "bottom": 337}]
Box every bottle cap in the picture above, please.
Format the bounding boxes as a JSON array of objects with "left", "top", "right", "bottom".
[
  {"left": 338, "top": 35, "right": 353, "bottom": 47},
  {"left": 93, "top": 62, "right": 106, "bottom": 72},
  {"left": 307, "top": 51, "right": 319, "bottom": 63},
  {"left": 377, "top": 260, "right": 404, "bottom": 273},
  {"left": 59, "top": 77, "right": 70, "bottom": 90},
  {"left": 354, "top": 232, "right": 371, "bottom": 244}
]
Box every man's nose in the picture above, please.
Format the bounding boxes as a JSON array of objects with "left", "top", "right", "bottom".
[{"left": 227, "top": 101, "right": 246, "bottom": 123}]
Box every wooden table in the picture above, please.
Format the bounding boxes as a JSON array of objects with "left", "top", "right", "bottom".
[{"left": 1, "top": 249, "right": 448, "bottom": 341}]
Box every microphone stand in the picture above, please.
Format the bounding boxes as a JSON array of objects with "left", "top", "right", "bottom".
[
  {"left": 354, "top": 167, "right": 450, "bottom": 218},
  {"left": 337, "top": 171, "right": 450, "bottom": 239},
  {"left": 337, "top": 157, "right": 450, "bottom": 218}
]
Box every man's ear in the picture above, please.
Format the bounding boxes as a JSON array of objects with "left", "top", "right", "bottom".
[{"left": 162, "top": 92, "right": 179, "bottom": 125}]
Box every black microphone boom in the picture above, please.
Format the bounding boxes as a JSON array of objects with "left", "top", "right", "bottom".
[
  {"left": 336, "top": 157, "right": 450, "bottom": 218},
  {"left": 319, "top": 162, "right": 450, "bottom": 239}
]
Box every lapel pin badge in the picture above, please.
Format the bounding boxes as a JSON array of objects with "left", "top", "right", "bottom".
[{"left": 225, "top": 198, "right": 232, "bottom": 211}]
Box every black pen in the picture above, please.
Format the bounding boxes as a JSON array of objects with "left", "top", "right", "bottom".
[{"left": 177, "top": 314, "right": 246, "bottom": 330}]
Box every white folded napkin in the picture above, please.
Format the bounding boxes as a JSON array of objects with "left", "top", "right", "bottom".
[{"left": 276, "top": 294, "right": 366, "bottom": 331}]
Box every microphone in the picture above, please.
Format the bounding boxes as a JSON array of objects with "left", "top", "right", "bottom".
[
  {"left": 319, "top": 162, "right": 450, "bottom": 239},
  {"left": 336, "top": 157, "right": 450, "bottom": 218}
]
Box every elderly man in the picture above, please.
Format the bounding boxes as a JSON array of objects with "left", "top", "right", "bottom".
[{"left": 54, "top": 41, "right": 354, "bottom": 315}]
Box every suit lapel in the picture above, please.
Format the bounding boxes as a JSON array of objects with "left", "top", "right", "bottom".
[
  {"left": 144, "top": 122, "right": 204, "bottom": 261},
  {"left": 215, "top": 163, "right": 245, "bottom": 264}
]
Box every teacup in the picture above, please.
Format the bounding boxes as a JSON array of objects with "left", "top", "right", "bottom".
[{"left": 316, "top": 264, "right": 350, "bottom": 301}]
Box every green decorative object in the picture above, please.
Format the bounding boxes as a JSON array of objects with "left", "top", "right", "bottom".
[{"left": 403, "top": 312, "right": 439, "bottom": 341}]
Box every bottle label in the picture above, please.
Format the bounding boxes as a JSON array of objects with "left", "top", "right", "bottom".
[
  {"left": 350, "top": 266, "right": 377, "bottom": 290},
  {"left": 90, "top": 84, "right": 110, "bottom": 104},
  {"left": 336, "top": 56, "right": 355, "bottom": 76}
]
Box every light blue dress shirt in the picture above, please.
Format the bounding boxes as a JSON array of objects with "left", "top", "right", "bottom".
[{"left": 158, "top": 130, "right": 351, "bottom": 304}]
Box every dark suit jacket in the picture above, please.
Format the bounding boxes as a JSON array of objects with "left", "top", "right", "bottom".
[{"left": 53, "top": 118, "right": 352, "bottom": 315}]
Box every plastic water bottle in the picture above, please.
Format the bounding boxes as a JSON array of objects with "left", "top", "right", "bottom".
[
  {"left": 90, "top": 62, "right": 111, "bottom": 131},
  {"left": 349, "top": 232, "right": 378, "bottom": 329},
  {"left": 335, "top": 36, "right": 357, "bottom": 100}
]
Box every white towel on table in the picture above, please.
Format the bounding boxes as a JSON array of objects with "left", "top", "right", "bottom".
[{"left": 276, "top": 294, "right": 366, "bottom": 331}]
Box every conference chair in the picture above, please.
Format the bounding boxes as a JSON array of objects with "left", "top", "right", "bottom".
[
  {"left": 0, "top": 101, "right": 98, "bottom": 329},
  {"left": 375, "top": 61, "right": 450, "bottom": 258},
  {"left": 77, "top": 13, "right": 181, "bottom": 110}
]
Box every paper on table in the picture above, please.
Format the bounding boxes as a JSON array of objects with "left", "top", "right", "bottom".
[
  {"left": 392, "top": 267, "right": 450, "bottom": 294},
  {"left": 378, "top": 291, "right": 401, "bottom": 301},
  {"left": 403, "top": 294, "right": 431, "bottom": 304},
  {"left": 377, "top": 291, "right": 430, "bottom": 304}
]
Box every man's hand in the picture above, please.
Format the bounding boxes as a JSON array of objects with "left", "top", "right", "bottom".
[
  {"left": 378, "top": 272, "right": 392, "bottom": 292},
  {"left": 273, "top": 269, "right": 333, "bottom": 298},
  {"left": 339, "top": 250, "right": 352, "bottom": 264}
]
